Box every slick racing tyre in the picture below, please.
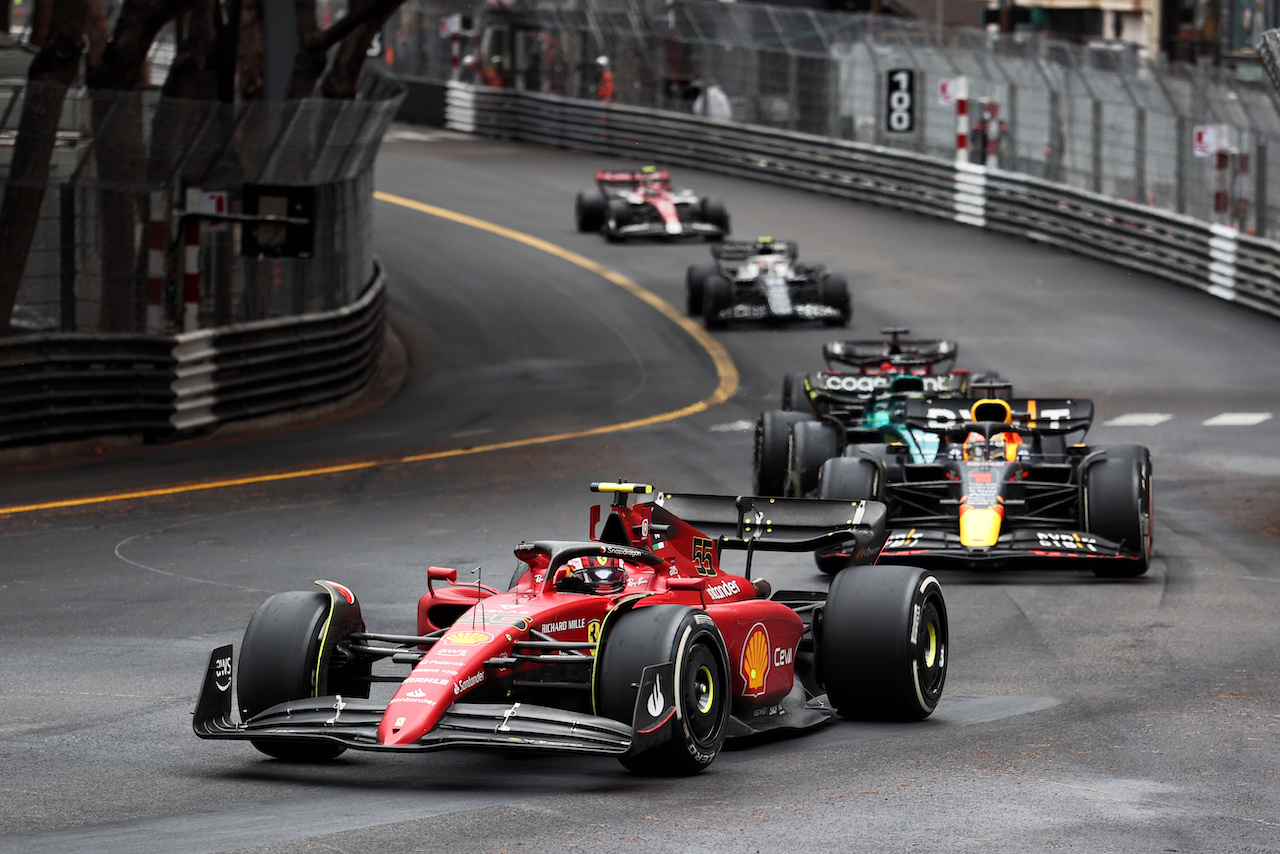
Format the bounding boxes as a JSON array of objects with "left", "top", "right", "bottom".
[
  {"left": 575, "top": 189, "right": 607, "bottom": 232},
  {"left": 813, "top": 456, "right": 883, "bottom": 575},
  {"left": 816, "top": 456, "right": 882, "bottom": 502},
  {"left": 686, "top": 264, "right": 717, "bottom": 316},
  {"left": 701, "top": 274, "right": 733, "bottom": 328},
  {"left": 819, "top": 273, "right": 851, "bottom": 327},
  {"left": 781, "top": 372, "right": 812, "bottom": 413},
  {"left": 754, "top": 410, "right": 811, "bottom": 496},
  {"left": 787, "top": 419, "right": 841, "bottom": 497},
  {"left": 238, "top": 588, "right": 369, "bottom": 761},
  {"left": 605, "top": 198, "right": 631, "bottom": 242},
  {"left": 699, "top": 197, "right": 730, "bottom": 237},
  {"left": 1084, "top": 445, "right": 1153, "bottom": 578},
  {"left": 819, "top": 566, "right": 948, "bottom": 720},
  {"left": 597, "top": 605, "right": 731, "bottom": 775}
]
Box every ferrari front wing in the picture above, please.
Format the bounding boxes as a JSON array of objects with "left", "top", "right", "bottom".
[{"left": 193, "top": 645, "right": 670, "bottom": 757}]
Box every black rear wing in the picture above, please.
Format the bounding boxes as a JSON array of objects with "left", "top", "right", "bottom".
[
  {"left": 823, "top": 337, "right": 958, "bottom": 370},
  {"left": 900, "top": 397, "right": 1094, "bottom": 434},
  {"left": 712, "top": 240, "right": 798, "bottom": 262},
  {"left": 652, "top": 492, "right": 887, "bottom": 559}
]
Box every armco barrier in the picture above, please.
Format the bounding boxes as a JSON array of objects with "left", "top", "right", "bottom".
[
  {"left": 0, "top": 266, "right": 385, "bottom": 449},
  {"left": 444, "top": 83, "right": 1280, "bottom": 322}
]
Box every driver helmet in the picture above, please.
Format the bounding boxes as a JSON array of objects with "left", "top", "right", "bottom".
[
  {"left": 755, "top": 235, "right": 779, "bottom": 253},
  {"left": 559, "top": 556, "right": 629, "bottom": 594},
  {"left": 961, "top": 431, "right": 1024, "bottom": 462}
]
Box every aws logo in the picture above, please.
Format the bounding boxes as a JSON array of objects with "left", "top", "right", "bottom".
[{"left": 740, "top": 623, "right": 770, "bottom": 698}]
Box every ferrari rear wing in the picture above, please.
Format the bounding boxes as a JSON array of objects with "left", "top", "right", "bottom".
[
  {"left": 900, "top": 397, "right": 1094, "bottom": 435},
  {"left": 652, "top": 492, "right": 887, "bottom": 559}
]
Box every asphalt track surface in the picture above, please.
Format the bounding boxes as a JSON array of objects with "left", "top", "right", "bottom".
[{"left": 1, "top": 130, "right": 1278, "bottom": 854}]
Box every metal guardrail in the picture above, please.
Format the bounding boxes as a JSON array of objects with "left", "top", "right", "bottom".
[
  {"left": 0, "top": 265, "right": 386, "bottom": 449},
  {"left": 445, "top": 83, "right": 1280, "bottom": 322}
]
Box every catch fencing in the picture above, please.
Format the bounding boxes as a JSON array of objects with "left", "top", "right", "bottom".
[
  {"left": 0, "top": 72, "right": 403, "bottom": 448},
  {"left": 388, "top": 0, "right": 1280, "bottom": 241},
  {"left": 0, "top": 71, "right": 402, "bottom": 334},
  {"left": 442, "top": 86, "right": 1280, "bottom": 322}
]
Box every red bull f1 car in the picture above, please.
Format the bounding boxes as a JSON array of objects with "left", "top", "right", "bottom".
[
  {"left": 811, "top": 398, "right": 1154, "bottom": 578},
  {"left": 194, "top": 483, "right": 948, "bottom": 774},
  {"left": 575, "top": 167, "right": 730, "bottom": 242},
  {"left": 686, "top": 237, "right": 850, "bottom": 328}
]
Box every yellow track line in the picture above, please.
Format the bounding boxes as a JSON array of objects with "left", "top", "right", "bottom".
[{"left": 0, "top": 194, "right": 740, "bottom": 516}]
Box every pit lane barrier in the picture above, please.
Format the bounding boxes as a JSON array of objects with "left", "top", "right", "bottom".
[
  {"left": 436, "top": 82, "right": 1280, "bottom": 322},
  {"left": 0, "top": 265, "right": 385, "bottom": 450}
]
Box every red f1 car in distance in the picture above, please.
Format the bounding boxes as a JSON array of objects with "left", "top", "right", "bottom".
[
  {"left": 575, "top": 166, "right": 730, "bottom": 242},
  {"left": 195, "top": 483, "right": 948, "bottom": 775}
]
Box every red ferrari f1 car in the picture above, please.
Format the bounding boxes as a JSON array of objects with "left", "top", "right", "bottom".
[
  {"left": 194, "top": 483, "right": 948, "bottom": 774},
  {"left": 575, "top": 167, "right": 730, "bottom": 242}
]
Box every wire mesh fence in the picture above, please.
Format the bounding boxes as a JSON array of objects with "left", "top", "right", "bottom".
[
  {"left": 0, "top": 71, "right": 403, "bottom": 334},
  {"left": 385, "top": 0, "right": 1280, "bottom": 239}
]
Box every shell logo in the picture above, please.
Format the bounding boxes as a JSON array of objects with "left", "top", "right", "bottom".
[
  {"left": 442, "top": 631, "right": 492, "bottom": 645},
  {"left": 740, "top": 622, "right": 770, "bottom": 698}
]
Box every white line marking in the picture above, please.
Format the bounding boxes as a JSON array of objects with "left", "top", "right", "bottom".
[
  {"left": 710, "top": 420, "right": 754, "bottom": 433},
  {"left": 1104, "top": 413, "right": 1172, "bottom": 427},
  {"left": 1203, "top": 412, "right": 1273, "bottom": 427}
]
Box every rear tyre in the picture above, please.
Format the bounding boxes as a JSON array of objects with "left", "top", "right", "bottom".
[
  {"left": 781, "top": 372, "right": 811, "bottom": 413},
  {"left": 575, "top": 189, "right": 607, "bottom": 232},
  {"left": 1084, "top": 445, "right": 1153, "bottom": 578},
  {"left": 787, "top": 420, "right": 841, "bottom": 497},
  {"left": 819, "top": 565, "right": 948, "bottom": 720},
  {"left": 701, "top": 274, "right": 733, "bottom": 328},
  {"left": 597, "top": 606, "right": 731, "bottom": 775},
  {"left": 686, "top": 264, "right": 717, "bottom": 316},
  {"left": 238, "top": 589, "right": 368, "bottom": 761},
  {"left": 754, "top": 410, "right": 810, "bottom": 496},
  {"left": 819, "top": 273, "right": 851, "bottom": 327}
]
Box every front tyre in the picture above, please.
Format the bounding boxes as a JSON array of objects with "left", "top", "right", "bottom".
[
  {"left": 1085, "top": 445, "right": 1153, "bottom": 578},
  {"left": 819, "top": 566, "right": 948, "bottom": 721},
  {"left": 238, "top": 587, "right": 368, "bottom": 761},
  {"left": 597, "top": 606, "right": 731, "bottom": 775},
  {"left": 702, "top": 274, "right": 733, "bottom": 328},
  {"left": 686, "top": 264, "right": 717, "bottom": 316},
  {"left": 575, "top": 189, "right": 607, "bottom": 232},
  {"left": 781, "top": 372, "right": 811, "bottom": 413}
]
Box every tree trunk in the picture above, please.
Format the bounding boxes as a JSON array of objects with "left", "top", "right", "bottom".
[
  {"left": 321, "top": 0, "right": 387, "bottom": 100},
  {"left": 0, "top": 2, "right": 87, "bottom": 334},
  {"left": 86, "top": 0, "right": 109, "bottom": 68},
  {"left": 86, "top": 0, "right": 201, "bottom": 332},
  {"left": 237, "top": 0, "right": 264, "bottom": 100},
  {"left": 285, "top": 0, "right": 323, "bottom": 99},
  {"left": 162, "top": 0, "right": 219, "bottom": 100},
  {"left": 29, "top": 0, "right": 53, "bottom": 48},
  {"left": 285, "top": 0, "right": 404, "bottom": 100}
]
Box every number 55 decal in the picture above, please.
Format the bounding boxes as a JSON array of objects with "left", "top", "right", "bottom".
[{"left": 691, "top": 536, "right": 717, "bottom": 576}]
